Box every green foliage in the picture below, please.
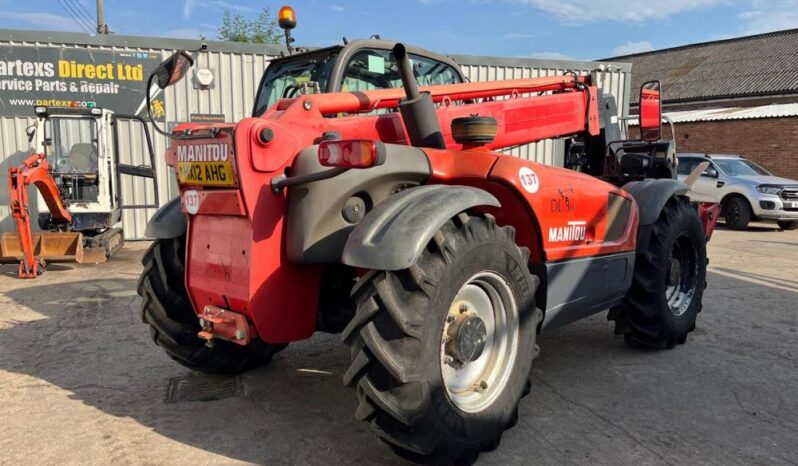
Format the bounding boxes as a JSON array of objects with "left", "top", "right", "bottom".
[{"left": 218, "top": 7, "right": 281, "bottom": 44}]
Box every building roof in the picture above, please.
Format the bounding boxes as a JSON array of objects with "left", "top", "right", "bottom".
[
  {"left": 628, "top": 103, "right": 798, "bottom": 125},
  {"left": 607, "top": 29, "right": 798, "bottom": 105}
]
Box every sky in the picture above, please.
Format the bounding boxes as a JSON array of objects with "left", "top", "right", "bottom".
[{"left": 0, "top": 0, "right": 796, "bottom": 59}]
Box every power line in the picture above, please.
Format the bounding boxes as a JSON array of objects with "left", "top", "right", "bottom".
[
  {"left": 65, "top": 0, "right": 96, "bottom": 29},
  {"left": 58, "top": 0, "right": 94, "bottom": 34},
  {"left": 72, "top": 0, "right": 95, "bottom": 22}
]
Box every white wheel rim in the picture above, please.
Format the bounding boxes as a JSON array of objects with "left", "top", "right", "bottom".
[{"left": 440, "top": 271, "right": 520, "bottom": 413}]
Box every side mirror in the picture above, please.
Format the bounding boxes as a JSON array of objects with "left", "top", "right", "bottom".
[
  {"left": 153, "top": 51, "right": 194, "bottom": 89},
  {"left": 703, "top": 167, "right": 719, "bottom": 178},
  {"left": 25, "top": 122, "right": 37, "bottom": 143},
  {"left": 639, "top": 80, "right": 662, "bottom": 142}
]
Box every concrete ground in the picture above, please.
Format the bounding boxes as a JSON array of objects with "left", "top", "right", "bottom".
[{"left": 1, "top": 224, "right": 796, "bottom": 466}]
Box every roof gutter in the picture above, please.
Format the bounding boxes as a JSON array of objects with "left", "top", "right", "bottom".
[{"left": 629, "top": 92, "right": 798, "bottom": 111}]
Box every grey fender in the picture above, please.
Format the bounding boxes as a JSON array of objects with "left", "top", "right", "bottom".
[
  {"left": 144, "top": 197, "right": 187, "bottom": 239},
  {"left": 623, "top": 178, "right": 689, "bottom": 225},
  {"left": 342, "top": 185, "right": 500, "bottom": 271}
]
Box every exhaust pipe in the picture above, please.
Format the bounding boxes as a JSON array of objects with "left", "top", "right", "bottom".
[{"left": 393, "top": 43, "right": 445, "bottom": 149}]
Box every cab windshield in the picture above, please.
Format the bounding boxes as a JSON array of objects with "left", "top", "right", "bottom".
[
  {"left": 715, "top": 158, "right": 771, "bottom": 176},
  {"left": 44, "top": 116, "right": 99, "bottom": 175},
  {"left": 252, "top": 50, "right": 338, "bottom": 116}
]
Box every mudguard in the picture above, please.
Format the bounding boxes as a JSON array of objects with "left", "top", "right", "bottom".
[
  {"left": 623, "top": 178, "right": 689, "bottom": 225},
  {"left": 144, "top": 197, "right": 187, "bottom": 239},
  {"left": 342, "top": 185, "right": 500, "bottom": 271}
]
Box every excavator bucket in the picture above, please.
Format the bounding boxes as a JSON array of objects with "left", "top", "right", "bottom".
[{"left": 0, "top": 231, "right": 106, "bottom": 265}]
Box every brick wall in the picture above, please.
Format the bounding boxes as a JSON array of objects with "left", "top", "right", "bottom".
[{"left": 633, "top": 117, "right": 798, "bottom": 180}]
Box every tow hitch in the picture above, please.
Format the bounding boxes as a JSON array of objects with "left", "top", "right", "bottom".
[{"left": 197, "top": 305, "right": 255, "bottom": 347}]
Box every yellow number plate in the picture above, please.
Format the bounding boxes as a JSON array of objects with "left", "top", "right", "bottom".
[{"left": 176, "top": 161, "right": 236, "bottom": 186}]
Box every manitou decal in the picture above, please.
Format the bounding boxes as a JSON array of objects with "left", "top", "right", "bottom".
[
  {"left": 548, "top": 221, "right": 587, "bottom": 243},
  {"left": 176, "top": 143, "right": 229, "bottom": 162}
]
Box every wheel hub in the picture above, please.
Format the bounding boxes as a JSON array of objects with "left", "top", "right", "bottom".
[
  {"left": 440, "top": 272, "right": 520, "bottom": 414},
  {"left": 667, "top": 258, "right": 682, "bottom": 286},
  {"left": 445, "top": 314, "right": 488, "bottom": 363}
]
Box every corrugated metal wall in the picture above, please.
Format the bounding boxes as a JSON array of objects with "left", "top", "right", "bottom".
[{"left": 0, "top": 30, "right": 630, "bottom": 239}]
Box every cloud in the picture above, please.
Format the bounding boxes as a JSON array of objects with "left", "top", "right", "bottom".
[
  {"left": 183, "top": 0, "right": 196, "bottom": 19},
  {"left": 330, "top": 5, "right": 345, "bottom": 11},
  {"left": 0, "top": 11, "right": 82, "bottom": 31},
  {"left": 514, "top": 0, "right": 720, "bottom": 23},
  {"left": 612, "top": 40, "right": 654, "bottom": 56},
  {"left": 738, "top": 0, "right": 798, "bottom": 34},
  {"left": 527, "top": 51, "right": 575, "bottom": 60},
  {"left": 183, "top": 0, "right": 252, "bottom": 18}
]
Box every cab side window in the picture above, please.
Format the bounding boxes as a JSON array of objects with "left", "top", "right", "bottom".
[{"left": 340, "top": 49, "right": 461, "bottom": 93}]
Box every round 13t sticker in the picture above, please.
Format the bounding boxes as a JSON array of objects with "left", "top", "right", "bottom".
[{"left": 518, "top": 166, "right": 539, "bottom": 194}]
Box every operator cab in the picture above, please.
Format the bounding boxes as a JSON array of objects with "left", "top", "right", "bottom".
[
  {"left": 38, "top": 106, "right": 103, "bottom": 204},
  {"left": 252, "top": 40, "right": 465, "bottom": 116}
]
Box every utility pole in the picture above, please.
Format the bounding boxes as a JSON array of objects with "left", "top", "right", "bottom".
[{"left": 96, "top": 0, "right": 109, "bottom": 34}]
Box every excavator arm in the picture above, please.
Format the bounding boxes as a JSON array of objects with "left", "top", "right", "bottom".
[{"left": 5, "top": 153, "right": 72, "bottom": 278}]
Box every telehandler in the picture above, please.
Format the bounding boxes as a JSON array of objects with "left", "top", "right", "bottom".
[{"left": 137, "top": 14, "right": 718, "bottom": 463}]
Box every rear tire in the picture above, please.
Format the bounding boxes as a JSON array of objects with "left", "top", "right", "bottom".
[
  {"left": 342, "top": 214, "right": 542, "bottom": 464},
  {"left": 777, "top": 220, "right": 798, "bottom": 231},
  {"left": 723, "top": 197, "right": 751, "bottom": 230},
  {"left": 610, "top": 196, "right": 707, "bottom": 349},
  {"left": 137, "top": 236, "right": 285, "bottom": 375}
]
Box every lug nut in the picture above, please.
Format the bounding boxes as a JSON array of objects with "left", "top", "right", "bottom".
[
  {"left": 446, "top": 315, "right": 455, "bottom": 323},
  {"left": 235, "top": 329, "right": 246, "bottom": 340},
  {"left": 459, "top": 304, "right": 468, "bottom": 313}
]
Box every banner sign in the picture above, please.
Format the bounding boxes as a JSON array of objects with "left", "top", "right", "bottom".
[{"left": 0, "top": 46, "right": 163, "bottom": 117}]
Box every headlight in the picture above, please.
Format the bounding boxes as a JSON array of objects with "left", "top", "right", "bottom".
[{"left": 756, "top": 185, "right": 783, "bottom": 195}]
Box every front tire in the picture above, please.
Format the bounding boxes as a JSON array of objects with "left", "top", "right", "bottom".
[
  {"left": 723, "top": 197, "right": 751, "bottom": 230},
  {"left": 342, "top": 214, "right": 542, "bottom": 464},
  {"left": 137, "top": 236, "right": 285, "bottom": 375},
  {"left": 777, "top": 220, "right": 798, "bottom": 231},
  {"left": 610, "top": 196, "right": 707, "bottom": 349}
]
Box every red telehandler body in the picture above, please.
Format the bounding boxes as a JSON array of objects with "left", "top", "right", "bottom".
[{"left": 137, "top": 41, "right": 718, "bottom": 464}]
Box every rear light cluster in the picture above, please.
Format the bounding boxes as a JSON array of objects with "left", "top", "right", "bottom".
[{"left": 318, "top": 139, "right": 386, "bottom": 168}]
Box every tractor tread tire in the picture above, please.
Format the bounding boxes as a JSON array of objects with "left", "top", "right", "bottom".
[
  {"left": 137, "top": 237, "right": 285, "bottom": 375},
  {"left": 610, "top": 196, "right": 707, "bottom": 349},
  {"left": 343, "top": 214, "right": 541, "bottom": 465}
]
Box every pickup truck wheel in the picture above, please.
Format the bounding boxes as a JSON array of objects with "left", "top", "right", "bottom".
[
  {"left": 777, "top": 220, "right": 798, "bottom": 231},
  {"left": 723, "top": 197, "right": 751, "bottom": 230},
  {"left": 137, "top": 236, "right": 286, "bottom": 375},
  {"left": 342, "top": 214, "right": 541, "bottom": 464},
  {"left": 610, "top": 196, "right": 707, "bottom": 349}
]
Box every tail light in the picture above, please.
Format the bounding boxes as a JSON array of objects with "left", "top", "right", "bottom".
[{"left": 318, "top": 139, "right": 386, "bottom": 168}]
